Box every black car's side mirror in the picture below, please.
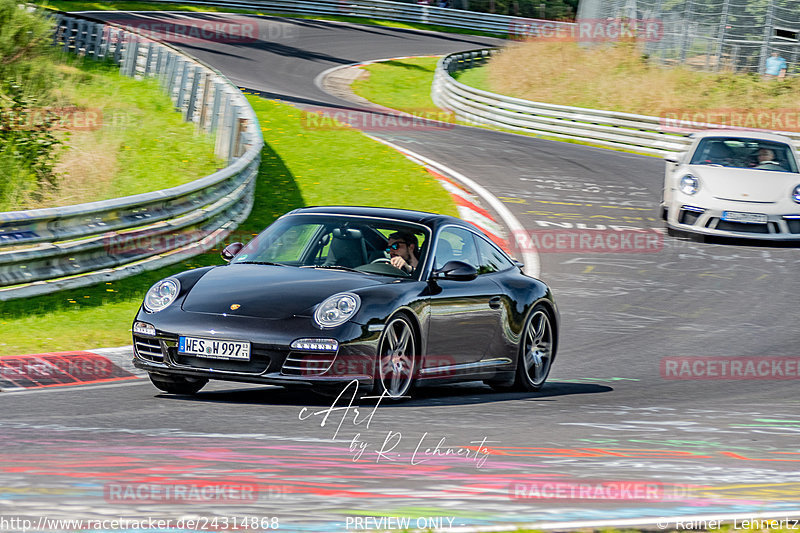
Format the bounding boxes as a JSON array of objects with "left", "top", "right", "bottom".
[
  {"left": 434, "top": 260, "right": 478, "bottom": 281},
  {"left": 221, "top": 242, "right": 244, "bottom": 262}
]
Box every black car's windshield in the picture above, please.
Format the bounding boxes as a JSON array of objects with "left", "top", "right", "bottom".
[
  {"left": 232, "top": 214, "right": 430, "bottom": 279},
  {"left": 690, "top": 137, "right": 799, "bottom": 173}
]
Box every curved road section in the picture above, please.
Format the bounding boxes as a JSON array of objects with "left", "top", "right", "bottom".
[{"left": 3, "top": 11, "right": 799, "bottom": 532}]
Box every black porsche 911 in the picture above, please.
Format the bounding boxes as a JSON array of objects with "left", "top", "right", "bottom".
[{"left": 132, "top": 206, "right": 559, "bottom": 399}]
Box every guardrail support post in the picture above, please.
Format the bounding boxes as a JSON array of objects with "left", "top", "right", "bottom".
[
  {"left": 199, "top": 74, "right": 213, "bottom": 132},
  {"left": 175, "top": 61, "right": 190, "bottom": 111},
  {"left": 144, "top": 43, "right": 155, "bottom": 76},
  {"left": 62, "top": 18, "right": 75, "bottom": 52},
  {"left": 154, "top": 46, "right": 164, "bottom": 81},
  {"left": 210, "top": 81, "right": 224, "bottom": 134},
  {"left": 113, "top": 30, "right": 124, "bottom": 66},
  {"left": 215, "top": 96, "right": 233, "bottom": 160},
  {"left": 163, "top": 53, "right": 176, "bottom": 90},
  {"left": 229, "top": 106, "right": 243, "bottom": 160},
  {"left": 168, "top": 58, "right": 184, "bottom": 104},
  {"left": 186, "top": 66, "right": 203, "bottom": 124}
]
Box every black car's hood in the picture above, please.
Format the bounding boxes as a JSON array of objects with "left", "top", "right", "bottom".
[{"left": 181, "top": 264, "right": 383, "bottom": 319}]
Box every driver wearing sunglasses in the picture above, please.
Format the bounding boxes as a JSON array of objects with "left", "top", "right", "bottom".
[{"left": 385, "top": 232, "right": 419, "bottom": 274}]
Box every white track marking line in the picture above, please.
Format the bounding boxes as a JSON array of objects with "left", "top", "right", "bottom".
[{"left": 2, "top": 379, "right": 145, "bottom": 395}]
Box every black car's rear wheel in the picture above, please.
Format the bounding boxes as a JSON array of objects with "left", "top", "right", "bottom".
[
  {"left": 491, "top": 304, "right": 555, "bottom": 392},
  {"left": 149, "top": 373, "right": 208, "bottom": 395},
  {"left": 375, "top": 315, "right": 416, "bottom": 399}
]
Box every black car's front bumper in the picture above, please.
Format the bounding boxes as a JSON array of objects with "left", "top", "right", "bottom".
[{"left": 132, "top": 311, "right": 381, "bottom": 388}]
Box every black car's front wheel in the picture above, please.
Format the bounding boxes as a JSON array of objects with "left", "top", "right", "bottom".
[
  {"left": 374, "top": 315, "right": 417, "bottom": 399},
  {"left": 149, "top": 373, "right": 208, "bottom": 395},
  {"left": 517, "top": 305, "right": 555, "bottom": 391}
]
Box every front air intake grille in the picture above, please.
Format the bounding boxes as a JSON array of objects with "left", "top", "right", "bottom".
[
  {"left": 679, "top": 207, "right": 703, "bottom": 225},
  {"left": 167, "top": 346, "right": 277, "bottom": 375},
  {"left": 133, "top": 335, "right": 164, "bottom": 362},
  {"left": 785, "top": 219, "right": 800, "bottom": 234},
  {"left": 281, "top": 351, "right": 337, "bottom": 376},
  {"left": 714, "top": 220, "right": 772, "bottom": 234}
]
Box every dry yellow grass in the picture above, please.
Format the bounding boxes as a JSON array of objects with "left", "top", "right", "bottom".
[
  {"left": 485, "top": 41, "right": 800, "bottom": 116},
  {"left": 47, "top": 131, "right": 119, "bottom": 207}
]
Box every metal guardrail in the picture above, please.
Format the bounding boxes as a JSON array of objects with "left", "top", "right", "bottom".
[
  {"left": 132, "top": 0, "right": 567, "bottom": 36},
  {"left": 433, "top": 49, "right": 800, "bottom": 156},
  {"left": 0, "top": 12, "right": 263, "bottom": 300}
]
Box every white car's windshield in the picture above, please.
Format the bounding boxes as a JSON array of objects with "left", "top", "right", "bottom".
[
  {"left": 232, "top": 215, "right": 430, "bottom": 279},
  {"left": 690, "top": 137, "right": 799, "bottom": 173}
]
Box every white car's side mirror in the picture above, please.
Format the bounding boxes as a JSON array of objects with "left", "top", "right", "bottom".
[{"left": 664, "top": 155, "right": 680, "bottom": 164}]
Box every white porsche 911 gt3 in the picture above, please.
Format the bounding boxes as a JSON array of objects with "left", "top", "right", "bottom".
[{"left": 662, "top": 130, "right": 800, "bottom": 239}]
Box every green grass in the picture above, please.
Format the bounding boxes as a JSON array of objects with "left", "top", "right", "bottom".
[
  {"left": 352, "top": 57, "right": 441, "bottom": 112},
  {"left": 40, "top": 0, "right": 505, "bottom": 38},
  {"left": 2, "top": 57, "right": 222, "bottom": 211},
  {"left": 0, "top": 97, "right": 456, "bottom": 355},
  {"left": 453, "top": 64, "right": 490, "bottom": 91}
]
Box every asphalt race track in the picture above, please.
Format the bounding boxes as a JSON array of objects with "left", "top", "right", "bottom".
[{"left": 3, "top": 12, "right": 800, "bottom": 532}]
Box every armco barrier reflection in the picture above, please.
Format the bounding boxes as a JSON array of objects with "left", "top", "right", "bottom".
[{"left": 0, "top": 11, "right": 263, "bottom": 301}]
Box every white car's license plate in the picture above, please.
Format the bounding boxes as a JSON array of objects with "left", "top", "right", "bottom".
[
  {"left": 178, "top": 336, "right": 250, "bottom": 360},
  {"left": 722, "top": 211, "right": 768, "bottom": 224}
]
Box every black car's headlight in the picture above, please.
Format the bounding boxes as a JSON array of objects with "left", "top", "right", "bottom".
[
  {"left": 314, "top": 292, "right": 361, "bottom": 329},
  {"left": 143, "top": 278, "right": 181, "bottom": 313},
  {"left": 792, "top": 185, "right": 800, "bottom": 204},
  {"left": 679, "top": 175, "right": 699, "bottom": 195}
]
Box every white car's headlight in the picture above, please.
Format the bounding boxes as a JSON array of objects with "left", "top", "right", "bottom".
[
  {"left": 143, "top": 278, "right": 180, "bottom": 313},
  {"left": 679, "top": 175, "right": 699, "bottom": 195},
  {"left": 314, "top": 292, "right": 361, "bottom": 328},
  {"left": 793, "top": 185, "right": 800, "bottom": 204}
]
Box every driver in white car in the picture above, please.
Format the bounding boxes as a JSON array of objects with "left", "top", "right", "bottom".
[
  {"left": 385, "top": 232, "right": 419, "bottom": 274},
  {"left": 754, "top": 147, "right": 785, "bottom": 170}
]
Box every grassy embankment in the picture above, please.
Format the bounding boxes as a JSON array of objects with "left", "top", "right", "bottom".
[
  {"left": 41, "top": 0, "right": 504, "bottom": 38},
  {"left": 2, "top": 58, "right": 223, "bottom": 211},
  {"left": 350, "top": 42, "right": 800, "bottom": 150},
  {"left": 462, "top": 41, "right": 800, "bottom": 115},
  {"left": 0, "top": 96, "right": 456, "bottom": 355}
]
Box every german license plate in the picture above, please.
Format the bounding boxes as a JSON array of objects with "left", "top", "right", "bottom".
[
  {"left": 178, "top": 336, "right": 250, "bottom": 360},
  {"left": 722, "top": 211, "right": 768, "bottom": 224}
]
